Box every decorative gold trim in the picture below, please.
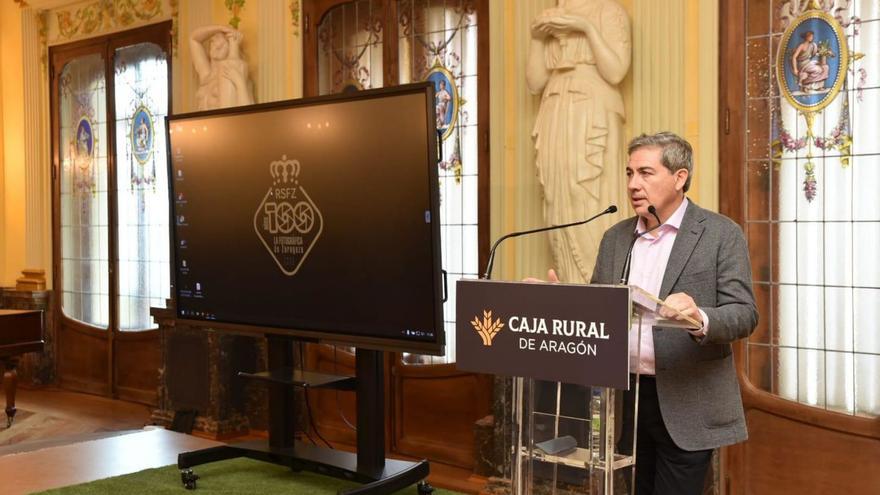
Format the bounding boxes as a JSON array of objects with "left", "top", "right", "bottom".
[
  {"left": 169, "top": 0, "right": 179, "bottom": 56},
  {"left": 37, "top": 9, "right": 48, "bottom": 73},
  {"left": 289, "top": 0, "right": 300, "bottom": 37},
  {"left": 775, "top": 9, "right": 849, "bottom": 114}
]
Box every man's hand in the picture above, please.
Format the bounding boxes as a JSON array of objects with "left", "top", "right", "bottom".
[
  {"left": 522, "top": 268, "right": 560, "bottom": 284},
  {"left": 659, "top": 292, "right": 703, "bottom": 326}
]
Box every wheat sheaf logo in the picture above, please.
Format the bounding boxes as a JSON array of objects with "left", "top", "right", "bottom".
[{"left": 471, "top": 310, "right": 504, "bottom": 346}]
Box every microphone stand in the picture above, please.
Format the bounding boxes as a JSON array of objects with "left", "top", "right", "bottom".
[
  {"left": 482, "top": 205, "right": 617, "bottom": 280},
  {"left": 619, "top": 205, "right": 664, "bottom": 285}
]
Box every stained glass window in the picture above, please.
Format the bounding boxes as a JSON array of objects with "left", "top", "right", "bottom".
[
  {"left": 57, "top": 38, "right": 170, "bottom": 334},
  {"left": 398, "top": 0, "right": 480, "bottom": 364},
  {"left": 317, "top": 0, "right": 384, "bottom": 94},
  {"left": 114, "top": 42, "right": 171, "bottom": 331},
  {"left": 315, "top": 0, "right": 482, "bottom": 364},
  {"left": 744, "top": 0, "right": 879, "bottom": 417},
  {"left": 59, "top": 53, "right": 110, "bottom": 329}
]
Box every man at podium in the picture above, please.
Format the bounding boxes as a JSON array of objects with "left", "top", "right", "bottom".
[{"left": 587, "top": 132, "right": 758, "bottom": 495}]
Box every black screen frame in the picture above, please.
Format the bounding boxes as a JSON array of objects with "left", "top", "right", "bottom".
[{"left": 165, "top": 82, "right": 445, "bottom": 355}]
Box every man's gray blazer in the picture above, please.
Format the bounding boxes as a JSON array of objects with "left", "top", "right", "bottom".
[{"left": 591, "top": 201, "right": 758, "bottom": 451}]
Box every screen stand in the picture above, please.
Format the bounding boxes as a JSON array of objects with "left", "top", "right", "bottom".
[{"left": 177, "top": 334, "right": 431, "bottom": 494}]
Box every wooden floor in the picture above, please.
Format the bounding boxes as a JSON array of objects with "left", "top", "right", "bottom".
[
  {"left": 0, "top": 387, "right": 219, "bottom": 494},
  {"left": 0, "top": 388, "right": 150, "bottom": 456},
  {"left": 0, "top": 387, "right": 486, "bottom": 494},
  {"left": 0, "top": 428, "right": 222, "bottom": 494},
  {"left": 0, "top": 387, "right": 221, "bottom": 494},
  {"left": 10, "top": 386, "right": 152, "bottom": 430},
  {"left": 0, "top": 386, "right": 152, "bottom": 455}
]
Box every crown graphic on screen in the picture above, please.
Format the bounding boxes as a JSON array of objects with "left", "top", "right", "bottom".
[{"left": 270, "top": 155, "right": 301, "bottom": 184}]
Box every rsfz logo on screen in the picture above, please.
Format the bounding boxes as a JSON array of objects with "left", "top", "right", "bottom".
[{"left": 254, "top": 155, "right": 323, "bottom": 276}]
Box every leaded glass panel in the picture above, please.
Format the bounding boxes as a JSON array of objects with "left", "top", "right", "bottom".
[
  {"left": 59, "top": 53, "right": 110, "bottom": 329},
  {"left": 114, "top": 42, "right": 170, "bottom": 332},
  {"left": 315, "top": 1, "right": 481, "bottom": 365},
  {"left": 398, "top": 0, "right": 479, "bottom": 364},
  {"left": 317, "top": 0, "right": 384, "bottom": 94},
  {"left": 744, "top": 0, "right": 880, "bottom": 417}
]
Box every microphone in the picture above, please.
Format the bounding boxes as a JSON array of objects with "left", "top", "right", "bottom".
[
  {"left": 482, "top": 205, "right": 617, "bottom": 280},
  {"left": 648, "top": 204, "right": 661, "bottom": 227},
  {"left": 619, "top": 205, "right": 664, "bottom": 285}
]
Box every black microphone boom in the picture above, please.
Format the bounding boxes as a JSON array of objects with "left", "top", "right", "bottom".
[
  {"left": 482, "top": 205, "right": 618, "bottom": 280},
  {"left": 619, "top": 205, "right": 665, "bottom": 285},
  {"left": 648, "top": 204, "right": 662, "bottom": 227}
]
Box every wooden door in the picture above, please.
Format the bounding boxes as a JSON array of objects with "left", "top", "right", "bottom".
[
  {"left": 719, "top": 1, "right": 880, "bottom": 493},
  {"left": 51, "top": 22, "right": 172, "bottom": 405}
]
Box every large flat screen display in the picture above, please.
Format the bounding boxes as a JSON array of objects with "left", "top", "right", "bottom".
[{"left": 167, "top": 84, "right": 444, "bottom": 354}]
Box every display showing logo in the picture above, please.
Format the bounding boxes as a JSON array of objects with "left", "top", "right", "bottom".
[
  {"left": 254, "top": 155, "right": 323, "bottom": 276},
  {"left": 470, "top": 309, "right": 504, "bottom": 346}
]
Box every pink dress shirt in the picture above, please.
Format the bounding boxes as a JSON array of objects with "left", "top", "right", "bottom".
[{"left": 628, "top": 198, "right": 708, "bottom": 375}]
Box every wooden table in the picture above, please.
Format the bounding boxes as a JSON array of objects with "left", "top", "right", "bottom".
[{"left": 0, "top": 309, "right": 44, "bottom": 427}]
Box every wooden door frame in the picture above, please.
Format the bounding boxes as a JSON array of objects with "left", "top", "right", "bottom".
[
  {"left": 50, "top": 36, "right": 113, "bottom": 396},
  {"left": 50, "top": 21, "right": 172, "bottom": 404}
]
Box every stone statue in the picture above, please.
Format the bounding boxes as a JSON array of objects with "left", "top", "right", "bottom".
[
  {"left": 190, "top": 25, "right": 255, "bottom": 110},
  {"left": 527, "top": 0, "right": 631, "bottom": 283}
]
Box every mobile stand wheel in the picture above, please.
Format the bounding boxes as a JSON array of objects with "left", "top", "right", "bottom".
[
  {"left": 180, "top": 468, "right": 200, "bottom": 490},
  {"left": 417, "top": 480, "right": 434, "bottom": 495}
]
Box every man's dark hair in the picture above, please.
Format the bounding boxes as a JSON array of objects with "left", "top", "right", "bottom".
[{"left": 627, "top": 132, "right": 694, "bottom": 192}]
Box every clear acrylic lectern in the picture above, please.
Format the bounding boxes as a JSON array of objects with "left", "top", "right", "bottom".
[{"left": 509, "top": 284, "right": 701, "bottom": 495}]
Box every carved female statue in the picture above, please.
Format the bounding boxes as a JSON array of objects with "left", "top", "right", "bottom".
[
  {"left": 527, "top": 0, "right": 631, "bottom": 283},
  {"left": 190, "top": 25, "right": 255, "bottom": 110}
]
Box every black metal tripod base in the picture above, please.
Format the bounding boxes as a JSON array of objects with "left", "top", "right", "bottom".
[{"left": 178, "top": 439, "right": 429, "bottom": 495}]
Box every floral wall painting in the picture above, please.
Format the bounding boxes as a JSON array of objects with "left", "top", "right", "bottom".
[
  {"left": 55, "top": 0, "right": 164, "bottom": 40},
  {"left": 772, "top": 0, "right": 864, "bottom": 202}
]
